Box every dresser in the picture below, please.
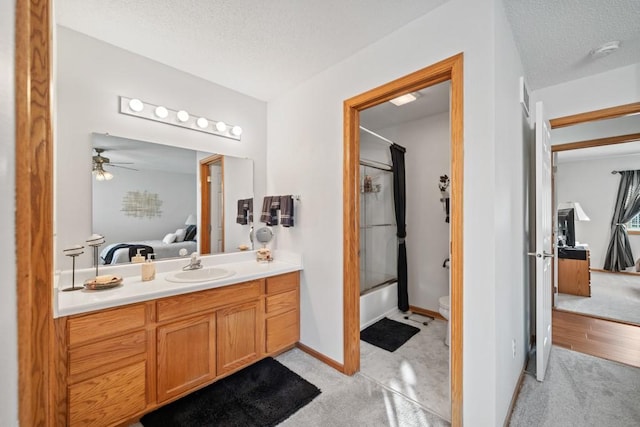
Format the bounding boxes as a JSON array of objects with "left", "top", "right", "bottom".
[{"left": 557, "top": 247, "right": 590, "bottom": 297}]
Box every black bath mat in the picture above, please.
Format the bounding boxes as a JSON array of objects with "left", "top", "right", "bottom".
[
  {"left": 360, "top": 317, "right": 420, "bottom": 352},
  {"left": 141, "top": 357, "right": 321, "bottom": 427}
]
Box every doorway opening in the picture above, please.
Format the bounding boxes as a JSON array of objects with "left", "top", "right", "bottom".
[
  {"left": 200, "top": 154, "right": 224, "bottom": 254},
  {"left": 550, "top": 102, "right": 640, "bottom": 367},
  {"left": 343, "top": 53, "right": 464, "bottom": 425}
]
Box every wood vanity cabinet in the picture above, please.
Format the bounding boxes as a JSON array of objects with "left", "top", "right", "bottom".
[
  {"left": 55, "top": 302, "right": 155, "bottom": 427},
  {"left": 265, "top": 272, "right": 300, "bottom": 353},
  {"left": 55, "top": 271, "right": 300, "bottom": 426}
]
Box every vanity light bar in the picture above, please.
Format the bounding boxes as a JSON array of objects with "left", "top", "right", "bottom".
[{"left": 118, "top": 96, "right": 243, "bottom": 141}]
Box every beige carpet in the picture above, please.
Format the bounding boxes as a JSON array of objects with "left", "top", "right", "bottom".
[
  {"left": 510, "top": 346, "right": 640, "bottom": 426},
  {"left": 556, "top": 271, "right": 640, "bottom": 324}
]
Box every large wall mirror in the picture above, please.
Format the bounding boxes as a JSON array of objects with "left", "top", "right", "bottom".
[
  {"left": 551, "top": 105, "right": 640, "bottom": 326},
  {"left": 89, "top": 133, "right": 253, "bottom": 266}
]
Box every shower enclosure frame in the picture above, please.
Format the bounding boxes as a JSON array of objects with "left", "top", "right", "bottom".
[{"left": 359, "top": 160, "right": 397, "bottom": 296}]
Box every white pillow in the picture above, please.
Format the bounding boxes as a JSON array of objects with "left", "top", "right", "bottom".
[
  {"left": 175, "top": 228, "right": 186, "bottom": 242},
  {"left": 162, "top": 233, "right": 177, "bottom": 244}
]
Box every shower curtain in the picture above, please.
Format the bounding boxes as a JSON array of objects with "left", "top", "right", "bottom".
[{"left": 390, "top": 143, "right": 409, "bottom": 312}]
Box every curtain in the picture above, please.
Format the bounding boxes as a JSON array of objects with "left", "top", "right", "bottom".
[
  {"left": 603, "top": 170, "right": 640, "bottom": 271},
  {"left": 390, "top": 143, "right": 409, "bottom": 311}
]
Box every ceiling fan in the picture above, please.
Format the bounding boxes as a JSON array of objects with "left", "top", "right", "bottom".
[{"left": 92, "top": 148, "right": 137, "bottom": 181}]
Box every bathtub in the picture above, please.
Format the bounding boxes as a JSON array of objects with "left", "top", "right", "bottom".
[{"left": 360, "top": 281, "right": 398, "bottom": 329}]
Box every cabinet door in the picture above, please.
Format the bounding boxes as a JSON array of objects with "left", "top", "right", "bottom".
[
  {"left": 217, "top": 300, "right": 262, "bottom": 375},
  {"left": 68, "top": 361, "right": 147, "bottom": 427},
  {"left": 157, "top": 314, "right": 216, "bottom": 402}
]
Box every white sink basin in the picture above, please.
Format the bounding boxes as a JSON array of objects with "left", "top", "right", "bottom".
[{"left": 165, "top": 267, "right": 235, "bottom": 283}]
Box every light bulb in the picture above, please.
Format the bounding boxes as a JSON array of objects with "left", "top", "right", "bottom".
[
  {"left": 196, "top": 117, "right": 209, "bottom": 129},
  {"left": 154, "top": 106, "right": 168, "bottom": 118},
  {"left": 176, "top": 110, "right": 189, "bottom": 122},
  {"left": 231, "top": 126, "right": 243, "bottom": 136},
  {"left": 215, "top": 121, "right": 227, "bottom": 132},
  {"left": 128, "top": 98, "right": 144, "bottom": 112}
]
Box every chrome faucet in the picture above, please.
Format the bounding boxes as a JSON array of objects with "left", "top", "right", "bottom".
[{"left": 183, "top": 252, "right": 203, "bottom": 271}]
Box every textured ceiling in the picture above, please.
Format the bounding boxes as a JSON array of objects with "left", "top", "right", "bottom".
[
  {"left": 504, "top": 0, "right": 640, "bottom": 90},
  {"left": 56, "top": 0, "right": 640, "bottom": 114},
  {"left": 56, "top": 0, "right": 447, "bottom": 101}
]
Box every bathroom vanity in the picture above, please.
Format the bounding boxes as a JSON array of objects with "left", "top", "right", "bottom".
[{"left": 52, "top": 254, "right": 301, "bottom": 426}]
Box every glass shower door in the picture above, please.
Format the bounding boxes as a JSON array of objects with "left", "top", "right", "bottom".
[{"left": 360, "top": 164, "right": 397, "bottom": 294}]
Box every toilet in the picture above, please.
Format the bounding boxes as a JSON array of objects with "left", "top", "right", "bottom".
[{"left": 438, "top": 295, "right": 450, "bottom": 346}]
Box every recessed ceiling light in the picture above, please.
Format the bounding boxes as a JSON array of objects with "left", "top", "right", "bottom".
[
  {"left": 590, "top": 41, "right": 621, "bottom": 59},
  {"left": 390, "top": 93, "right": 417, "bottom": 106}
]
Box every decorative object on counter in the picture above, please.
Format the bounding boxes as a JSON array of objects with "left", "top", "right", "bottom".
[
  {"left": 257, "top": 247, "right": 273, "bottom": 263},
  {"left": 238, "top": 244, "right": 250, "bottom": 251},
  {"left": 121, "top": 190, "right": 163, "bottom": 219},
  {"left": 61, "top": 245, "right": 85, "bottom": 292},
  {"left": 438, "top": 174, "right": 450, "bottom": 223},
  {"left": 119, "top": 96, "right": 243, "bottom": 141},
  {"left": 260, "top": 195, "right": 296, "bottom": 227},
  {"left": 86, "top": 234, "right": 105, "bottom": 278},
  {"left": 142, "top": 254, "right": 156, "bottom": 281},
  {"left": 236, "top": 198, "right": 254, "bottom": 225},
  {"left": 83, "top": 275, "right": 123, "bottom": 290},
  {"left": 255, "top": 226, "right": 274, "bottom": 262}
]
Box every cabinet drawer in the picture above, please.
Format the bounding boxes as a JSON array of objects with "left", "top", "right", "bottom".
[
  {"left": 157, "top": 280, "right": 263, "bottom": 322},
  {"left": 265, "top": 289, "right": 298, "bottom": 316},
  {"left": 69, "top": 330, "right": 147, "bottom": 380},
  {"left": 266, "top": 271, "right": 299, "bottom": 295},
  {"left": 69, "top": 303, "right": 147, "bottom": 346},
  {"left": 68, "top": 360, "right": 147, "bottom": 426},
  {"left": 265, "top": 309, "right": 299, "bottom": 354}
]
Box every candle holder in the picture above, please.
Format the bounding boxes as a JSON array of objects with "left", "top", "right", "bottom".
[
  {"left": 61, "top": 245, "right": 84, "bottom": 292},
  {"left": 86, "top": 234, "right": 105, "bottom": 278}
]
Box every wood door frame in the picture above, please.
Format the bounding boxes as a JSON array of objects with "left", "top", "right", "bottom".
[
  {"left": 550, "top": 102, "right": 640, "bottom": 343},
  {"left": 343, "top": 53, "right": 464, "bottom": 425},
  {"left": 200, "top": 154, "right": 224, "bottom": 254},
  {"left": 16, "top": 0, "right": 55, "bottom": 425}
]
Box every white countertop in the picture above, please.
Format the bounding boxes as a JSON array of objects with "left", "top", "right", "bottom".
[{"left": 54, "top": 250, "right": 302, "bottom": 318}]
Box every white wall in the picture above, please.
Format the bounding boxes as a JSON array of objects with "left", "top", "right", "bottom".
[
  {"left": 556, "top": 155, "right": 640, "bottom": 269},
  {"left": 224, "top": 156, "right": 255, "bottom": 250},
  {"left": 0, "top": 0, "right": 18, "bottom": 423},
  {"left": 56, "top": 27, "right": 267, "bottom": 270},
  {"left": 493, "top": 0, "right": 530, "bottom": 421},
  {"left": 371, "top": 112, "right": 451, "bottom": 312},
  {"left": 267, "top": 0, "right": 525, "bottom": 423},
  {"left": 92, "top": 168, "right": 197, "bottom": 248},
  {"left": 532, "top": 63, "right": 640, "bottom": 120}
]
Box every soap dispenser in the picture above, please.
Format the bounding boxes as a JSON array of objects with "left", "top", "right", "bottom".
[
  {"left": 132, "top": 249, "right": 145, "bottom": 263},
  {"left": 142, "top": 254, "right": 156, "bottom": 281}
]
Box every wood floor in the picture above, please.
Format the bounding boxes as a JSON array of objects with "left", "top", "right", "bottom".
[{"left": 553, "top": 309, "right": 640, "bottom": 368}]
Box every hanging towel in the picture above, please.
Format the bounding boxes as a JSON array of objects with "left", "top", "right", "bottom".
[
  {"left": 236, "top": 198, "right": 254, "bottom": 225},
  {"left": 260, "top": 196, "right": 277, "bottom": 225},
  {"left": 280, "top": 195, "right": 295, "bottom": 227}
]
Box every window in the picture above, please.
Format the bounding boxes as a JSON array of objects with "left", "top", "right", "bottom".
[{"left": 629, "top": 213, "right": 640, "bottom": 233}]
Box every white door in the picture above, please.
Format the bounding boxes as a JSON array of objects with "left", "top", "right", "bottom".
[{"left": 535, "top": 101, "right": 553, "bottom": 381}]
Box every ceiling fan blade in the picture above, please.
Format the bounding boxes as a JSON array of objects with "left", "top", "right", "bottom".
[{"left": 106, "top": 164, "right": 139, "bottom": 171}]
